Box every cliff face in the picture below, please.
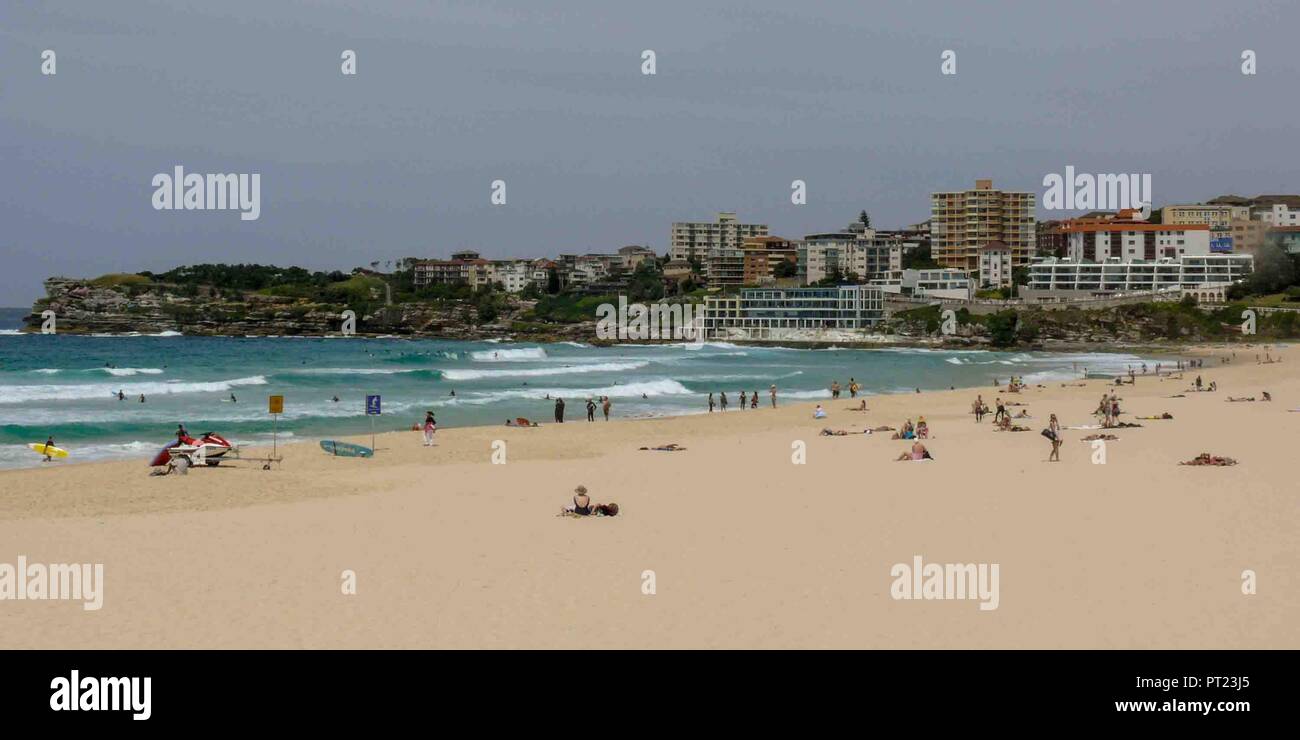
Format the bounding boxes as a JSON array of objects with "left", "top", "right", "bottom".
[{"left": 25, "top": 277, "right": 596, "bottom": 341}]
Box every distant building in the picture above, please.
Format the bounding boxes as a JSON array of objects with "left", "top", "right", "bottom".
[
  {"left": 1036, "top": 220, "right": 1068, "bottom": 258},
  {"left": 741, "top": 236, "right": 798, "bottom": 286},
  {"left": 617, "top": 245, "right": 657, "bottom": 270},
  {"left": 930, "top": 179, "right": 1035, "bottom": 272},
  {"left": 1063, "top": 211, "right": 1211, "bottom": 261},
  {"left": 669, "top": 212, "right": 769, "bottom": 275},
  {"left": 1024, "top": 255, "right": 1253, "bottom": 299},
  {"left": 871, "top": 269, "right": 973, "bottom": 300},
  {"left": 702, "top": 285, "right": 886, "bottom": 339},
  {"left": 1269, "top": 226, "right": 1300, "bottom": 254},
  {"left": 977, "top": 241, "right": 1013, "bottom": 288}
]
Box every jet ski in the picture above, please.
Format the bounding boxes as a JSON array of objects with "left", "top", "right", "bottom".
[{"left": 148, "top": 431, "right": 235, "bottom": 467}]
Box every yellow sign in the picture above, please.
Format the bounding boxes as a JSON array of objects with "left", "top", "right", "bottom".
[{"left": 268, "top": 395, "right": 284, "bottom": 414}]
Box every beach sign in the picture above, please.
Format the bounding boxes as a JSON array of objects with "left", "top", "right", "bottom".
[
  {"left": 365, "top": 394, "right": 381, "bottom": 451},
  {"left": 269, "top": 395, "right": 284, "bottom": 458}
]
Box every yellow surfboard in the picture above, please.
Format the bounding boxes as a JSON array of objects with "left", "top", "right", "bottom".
[{"left": 29, "top": 443, "right": 69, "bottom": 458}]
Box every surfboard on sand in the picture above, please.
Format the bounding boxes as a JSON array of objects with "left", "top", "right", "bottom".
[
  {"left": 29, "top": 443, "right": 69, "bottom": 458},
  {"left": 319, "top": 440, "right": 373, "bottom": 458}
]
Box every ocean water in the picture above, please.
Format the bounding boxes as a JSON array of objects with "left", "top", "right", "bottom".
[{"left": 0, "top": 332, "right": 1176, "bottom": 468}]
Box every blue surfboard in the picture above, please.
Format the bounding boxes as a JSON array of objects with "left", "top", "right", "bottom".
[{"left": 319, "top": 440, "right": 373, "bottom": 458}]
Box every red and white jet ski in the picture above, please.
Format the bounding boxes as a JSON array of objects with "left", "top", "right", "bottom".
[{"left": 148, "top": 431, "right": 235, "bottom": 467}]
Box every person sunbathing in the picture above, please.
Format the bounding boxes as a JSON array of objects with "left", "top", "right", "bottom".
[
  {"left": 895, "top": 441, "right": 932, "bottom": 461},
  {"left": 1226, "top": 396, "right": 1256, "bottom": 402},
  {"left": 639, "top": 443, "right": 686, "bottom": 451},
  {"left": 994, "top": 417, "right": 1030, "bottom": 432},
  {"left": 1136, "top": 412, "right": 1174, "bottom": 420},
  {"left": 871, "top": 425, "right": 895, "bottom": 432},
  {"left": 1180, "top": 453, "right": 1237, "bottom": 466},
  {"left": 507, "top": 417, "right": 540, "bottom": 426},
  {"left": 846, "top": 400, "right": 868, "bottom": 411},
  {"left": 820, "top": 428, "right": 852, "bottom": 436},
  {"left": 1081, "top": 433, "right": 1119, "bottom": 441}
]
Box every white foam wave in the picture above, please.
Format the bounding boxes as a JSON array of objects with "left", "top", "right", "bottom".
[
  {"left": 469, "top": 347, "right": 548, "bottom": 361},
  {"left": 0, "top": 376, "right": 268, "bottom": 404},
  {"left": 102, "top": 367, "right": 164, "bottom": 376},
  {"left": 442, "top": 360, "right": 648, "bottom": 381}
]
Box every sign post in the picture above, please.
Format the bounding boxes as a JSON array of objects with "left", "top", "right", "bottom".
[
  {"left": 268, "top": 395, "right": 284, "bottom": 458},
  {"left": 365, "top": 394, "right": 381, "bottom": 453}
]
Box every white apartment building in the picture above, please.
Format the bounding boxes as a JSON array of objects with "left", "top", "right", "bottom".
[
  {"left": 1063, "top": 216, "right": 1211, "bottom": 262},
  {"left": 1025, "top": 255, "right": 1253, "bottom": 298},
  {"left": 871, "top": 269, "right": 973, "bottom": 300},
  {"left": 1260, "top": 203, "right": 1300, "bottom": 227},
  {"left": 977, "top": 242, "right": 1013, "bottom": 288},
  {"left": 800, "top": 235, "right": 901, "bottom": 285},
  {"left": 669, "top": 212, "right": 768, "bottom": 265}
]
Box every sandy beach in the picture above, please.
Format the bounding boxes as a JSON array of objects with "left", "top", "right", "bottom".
[{"left": 1, "top": 343, "right": 1295, "bottom": 649}]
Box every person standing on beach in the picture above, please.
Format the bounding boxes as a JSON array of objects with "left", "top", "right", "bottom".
[
  {"left": 586, "top": 398, "right": 596, "bottom": 422},
  {"left": 602, "top": 396, "right": 611, "bottom": 421},
  {"left": 994, "top": 397, "right": 1006, "bottom": 424},
  {"left": 751, "top": 391, "right": 758, "bottom": 409},
  {"left": 708, "top": 393, "right": 715, "bottom": 413},
  {"left": 422, "top": 411, "right": 437, "bottom": 447},
  {"left": 554, "top": 397, "right": 565, "bottom": 423},
  {"left": 42, "top": 435, "right": 55, "bottom": 462},
  {"left": 769, "top": 384, "right": 777, "bottom": 408},
  {"left": 720, "top": 392, "right": 728, "bottom": 412},
  {"left": 1047, "top": 414, "right": 1061, "bottom": 462},
  {"left": 973, "top": 395, "right": 985, "bottom": 423},
  {"left": 849, "top": 378, "right": 858, "bottom": 398},
  {"left": 739, "top": 390, "right": 747, "bottom": 409},
  {"left": 830, "top": 381, "right": 840, "bottom": 399}
]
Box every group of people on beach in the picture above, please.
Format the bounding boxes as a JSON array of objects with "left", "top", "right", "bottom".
[
  {"left": 828, "top": 378, "right": 861, "bottom": 399},
  {"left": 708, "top": 385, "right": 777, "bottom": 412}
]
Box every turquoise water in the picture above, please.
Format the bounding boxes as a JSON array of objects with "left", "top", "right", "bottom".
[{"left": 0, "top": 332, "right": 1173, "bottom": 468}]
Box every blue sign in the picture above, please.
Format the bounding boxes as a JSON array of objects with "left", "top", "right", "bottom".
[
  {"left": 1210, "top": 237, "right": 1234, "bottom": 253},
  {"left": 365, "top": 395, "right": 381, "bottom": 415}
]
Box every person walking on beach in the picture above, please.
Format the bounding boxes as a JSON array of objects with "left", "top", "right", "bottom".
[
  {"left": 993, "top": 397, "right": 1006, "bottom": 424},
  {"left": 554, "top": 397, "right": 565, "bottom": 423},
  {"left": 769, "top": 384, "right": 778, "bottom": 408},
  {"left": 973, "top": 395, "right": 986, "bottom": 423},
  {"left": 42, "top": 435, "right": 55, "bottom": 462},
  {"left": 708, "top": 393, "right": 715, "bottom": 413},
  {"left": 602, "top": 396, "right": 611, "bottom": 421},
  {"left": 849, "top": 378, "right": 858, "bottom": 398},
  {"left": 830, "top": 381, "right": 841, "bottom": 399},
  {"left": 586, "top": 398, "right": 596, "bottom": 422},
  {"left": 720, "top": 392, "right": 728, "bottom": 412},
  {"left": 422, "top": 411, "right": 437, "bottom": 447},
  {"left": 739, "top": 390, "right": 747, "bottom": 409},
  {"left": 751, "top": 391, "right": 758, "bottom": 409},
  {"left": 1047, "top": 414, "right": 1062, "bottom": 462}
]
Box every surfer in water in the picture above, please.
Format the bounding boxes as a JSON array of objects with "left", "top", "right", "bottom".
[
  {"left": 43, "top": 435, "right": 55, "bottom": 462},
  {"left": 230, "top": 393, "right": 237, "bottom": 403}
]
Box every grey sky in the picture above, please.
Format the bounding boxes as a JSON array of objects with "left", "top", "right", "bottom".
[{"left": 2, "top": 0, "right": 1297, "bottom": 305}]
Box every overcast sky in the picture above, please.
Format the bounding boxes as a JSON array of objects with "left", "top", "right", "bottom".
[{"left": 2, "top": 0, "right": 1297, "bottom": 305}]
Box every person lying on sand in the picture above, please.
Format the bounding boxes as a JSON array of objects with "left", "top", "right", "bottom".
[
  {"left": 1111, "top": 421, "right": 1143, "bottom": 428},
  {"left": 639, "top": 443, "right": 686, "bottom": 451},
  {"left": 1135, "top": 413, "right": 1174, "bottom": 420},
  {"left": 1226, "top": 397, "right": 1256, "bottom": 403},
  {"left": 1014, "top": 410, "right": 1032, "bottom": 418},
  {"left": 1081, "top": 433, "right": 1119, "bottom": 441},
  {"left": 870, "top": 426, "right": 895, "bottom": 432},
  {"left": 895, "top": 441, "right": 933, "bottom": 461},
  {"left": 1180, "top": 453, "right": 1237, "bottom": 467},
  {"left": 846, "top": 400, "right": 868, "bottom": 411},
  {"left": 993, "top": 417, "right": 1031, "bottom": 432},
  {"left": 1262, "top": 391, "right": 1272, "bottom": 401},
  {"left": 506, "top": 417, "right": 540, "bottom": 427}
]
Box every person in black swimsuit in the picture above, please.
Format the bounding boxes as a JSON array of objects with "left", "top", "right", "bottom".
[{"left": 572, "top": 485, "right": 592, "bottom": 515}]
